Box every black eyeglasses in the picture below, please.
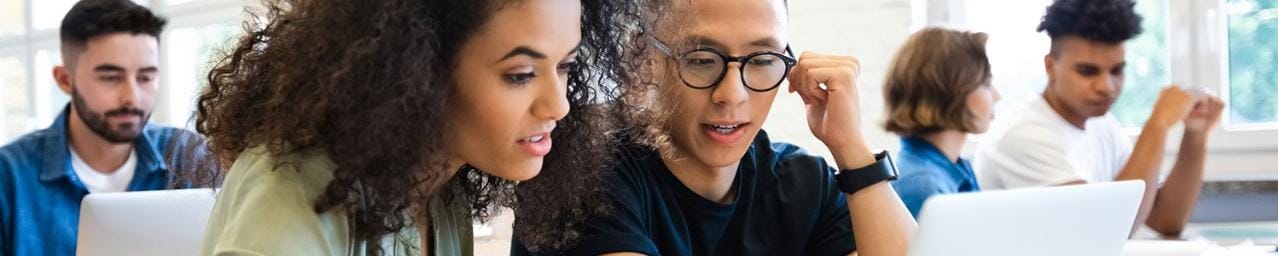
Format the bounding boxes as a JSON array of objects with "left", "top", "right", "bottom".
[{"left": 650, "top": 37, "right": 797, "bottom": 92}]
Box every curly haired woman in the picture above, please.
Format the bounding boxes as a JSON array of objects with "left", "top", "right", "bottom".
[{"left": 195, "top": 0, "right": 644, "bottom": 255}]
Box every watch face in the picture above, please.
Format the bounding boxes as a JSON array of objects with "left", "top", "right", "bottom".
[{"left": 880, "top": 151, "right": 899, "bottom": 180}]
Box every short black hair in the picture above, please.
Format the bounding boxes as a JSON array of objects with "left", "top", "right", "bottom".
[
  {"left": 1037, "top": 0, "right": 1142, "bottom": 48},
  {"left": 59, "top": 0, "right": 167, "bottom": 61}
]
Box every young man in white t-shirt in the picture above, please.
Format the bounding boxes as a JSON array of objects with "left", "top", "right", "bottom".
[{"left": 974, "top": 0, "right": 1224, "bottom": 238}]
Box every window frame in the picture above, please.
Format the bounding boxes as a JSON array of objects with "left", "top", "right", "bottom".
[{"left": 1175, "top": 0, "right": 1278, "bottom": 152}]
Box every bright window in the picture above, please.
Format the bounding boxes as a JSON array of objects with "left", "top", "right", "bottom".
[
  {"left": 32, "top": 0, "right": 149, "bottom": 30},
  {"left": 1111, "top": 0, "right": 1170, "bottom": 127},
  {"left": 0, "top": 55, "right": 28, "bottom": 142},
  {"left": 162, "top": 22, "right": 240, "bottom": 128},
  {"left": 961, "top": 0, "right": 1051, "bottom": 114},
  {"left": 0, "top": 0, "right": 23, "bottom": 37},
  {"left": 33, "top": 48, "right": 67, "bottom": 127},
  {"left": 31, "top": 0, "right": 78, "bottom": 31},
  {"left": 1225, "top": 0, "right": 1278, "bottom": 129}
]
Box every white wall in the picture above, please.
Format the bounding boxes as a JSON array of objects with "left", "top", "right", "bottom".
[{"left": 764, "top": 0, "right": 916, "bottom": 159}]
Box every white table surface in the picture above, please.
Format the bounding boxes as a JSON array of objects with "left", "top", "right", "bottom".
[{"left": 1123, "top": 221, "right": 1278, "bottom": 256}]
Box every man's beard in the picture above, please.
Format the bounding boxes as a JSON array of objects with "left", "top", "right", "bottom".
[{"left": 71, "top": 87, "right": 150, "bottom": 144}]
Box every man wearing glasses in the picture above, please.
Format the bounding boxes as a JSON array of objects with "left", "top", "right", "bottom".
[{"left": 512, "top": 0, "right": 915, "bottom": 255}]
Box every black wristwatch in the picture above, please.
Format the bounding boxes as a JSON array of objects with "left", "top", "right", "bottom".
[{"left": 834, "top": 151, "right": 898, "bottom": 194}]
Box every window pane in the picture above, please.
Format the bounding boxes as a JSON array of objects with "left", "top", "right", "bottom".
[
  {"left": 0, "top": 0, "right": 23, "bottom": 36},
  {"left": 1227, "top": 0, "right": 1278, "bottom": 128},
  {"left": 32, "top": 0, "right": 76, "bottom": 31},
  {"left": 962, "top": 0, "right": 1052, "bottom": 114},
  {"left": 33, "top": 49, "right": 68, "bottom": 127},
  {"left": 32, "top": 0, "right": 148, "bottom": 31},
  {"left": 1110, "top": 0, "right": 1170, "bottom": 127},
  {"left": 163, "top": 22, "right": 240, "bottom": 128},
  {"left": 0, "top": 55, "right": 29, "bottom": 143}
]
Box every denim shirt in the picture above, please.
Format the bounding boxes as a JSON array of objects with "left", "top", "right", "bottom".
[
  {"left": 0, "top": 106, "right": 204, "bottom": 255},
  {"left": 891, "top": 136, "right": 981, "bottom": 218}
]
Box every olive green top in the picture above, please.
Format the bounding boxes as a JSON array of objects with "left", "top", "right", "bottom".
[{"left": 199, "top": 147, "right": 471, "bottom": 255}]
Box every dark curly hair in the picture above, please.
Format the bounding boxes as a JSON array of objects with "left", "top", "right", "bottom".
[
  {"left": 610, "top": 1, "right": 688, "bottom": 159},
  {"left": 59, "top": 0, "right": 166, "bottom": 63},
  {"left": 508, "top": 0, "right": 669, "bottom": 252},
  {"left": 1038, "top": 0, "right": 1143, "bottom": 54},
  {"left": 195, "top": 0, "right": 642, "bottom": 254}
]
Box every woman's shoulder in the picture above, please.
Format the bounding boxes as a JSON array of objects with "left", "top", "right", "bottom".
[
  {"left": 222, "top": 146, "right": 337, "bottom": 197},
  {"left": 202, "top": 146, "right": 354, "bottom": 255}
]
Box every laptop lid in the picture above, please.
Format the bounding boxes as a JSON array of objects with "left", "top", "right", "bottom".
[
  {"left": 909, "top": 180, "right": 1145, "bottom": 256},
  {"left": 76, "top": 188, "right": 217, "bottom": 256}
]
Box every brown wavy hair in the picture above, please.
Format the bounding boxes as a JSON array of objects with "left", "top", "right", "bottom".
[
  {"left": 195, "top": 0, "right": 643, "bottom": 253},
  {"left": 882, "top": 27, "right": 991, "bottom": 136}
]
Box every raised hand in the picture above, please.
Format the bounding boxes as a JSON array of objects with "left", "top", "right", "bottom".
[
  {"left": 1183, "top": 91, "right": 1224, "bottom": 134},
  {"left": 1147, "top": 85, "right": 1200, "bottom": 130},
  {"left": 787, "top": 51, "right": 872, "bottom": 160}
]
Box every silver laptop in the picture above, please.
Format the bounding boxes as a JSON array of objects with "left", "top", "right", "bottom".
[
  {"left": 909, "top": 180, "right": 1145, "bottom": 256},
  {"left": 76, "top": 188, "right": 217, "bottom": 256}
]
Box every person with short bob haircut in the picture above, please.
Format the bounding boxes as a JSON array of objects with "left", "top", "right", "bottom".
[{"left": 882, "top": 27, "right": 999, "bottom": 218}]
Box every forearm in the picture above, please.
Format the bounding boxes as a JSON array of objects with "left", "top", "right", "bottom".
[
  {"left": 1116, "top": 123, "right": 1171, "bottom": 235},
  {"left": 844, "top": 183, "right": 915, "bottom": 256},
  {"left": 831, "top": 142, "right": 915, "bottom": 256},
  {"left": 1146, "top": 131, "right": 1208, "bottom": 236},
  {"left": 1117, "top": 124, "right": 1172, "bottom": 182}
]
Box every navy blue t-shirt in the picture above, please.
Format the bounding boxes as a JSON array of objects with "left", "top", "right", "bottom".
[{"left": 513, "top": 131, "right": 855, "bottom": 255}]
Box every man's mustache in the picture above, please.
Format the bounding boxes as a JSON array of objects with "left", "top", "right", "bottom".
[{"left": 104, "top": 107, "right": 145, "bottom": 118}]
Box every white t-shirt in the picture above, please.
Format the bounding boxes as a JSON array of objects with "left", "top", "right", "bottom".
[
  {"left": 69, "top": 146, "right": 137, "bottom": 193},
  {"left": 974, "top": 95, "right": 1133, "bottom": 189}
]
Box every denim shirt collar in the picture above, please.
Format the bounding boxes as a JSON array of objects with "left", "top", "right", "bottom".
[
  {"left": 38, "top": 105, "right": 168, "bottom": 182},
  {"left": 899, "top": 136, "right": 978, "bottom": 189}
]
